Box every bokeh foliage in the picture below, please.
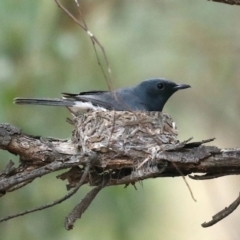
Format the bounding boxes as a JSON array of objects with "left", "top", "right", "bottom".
[{"left": 1, "top": 0, "right": 240, "bottom": 239}]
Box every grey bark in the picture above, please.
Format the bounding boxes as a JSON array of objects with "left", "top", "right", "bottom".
[{"left": 0, "top": 111, "right": 240, "bottom": 228}]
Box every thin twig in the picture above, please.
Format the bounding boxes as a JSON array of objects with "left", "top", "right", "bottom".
[
  {"left": 202, "top": 193, "right": 240, "bottom": 227},
  {"left": 172, "top": 162, "right": 197, "bottom": 202},
  {"left": 0, "top": 157, "right": 86, "bottom": 193},
  {"left": 55, "top": 0, "right": 113, "bottom": 91},
  {"left": 0, "top": 154, "right": 94, "bottom": 223},
  {"left": 0, "top": 183, "right": 81, "bottom": 223},
  {"left": 210, "top": 0, "right": 240, "bottom": 6},
  {"left": 65, "top": 185, "right": 105, "bottom": 230}
]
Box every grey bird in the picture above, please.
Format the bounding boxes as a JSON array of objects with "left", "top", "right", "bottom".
[{"left": 14, "top": 78, "right": 190, "bottom": 112}]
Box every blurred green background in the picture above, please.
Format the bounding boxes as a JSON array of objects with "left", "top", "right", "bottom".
[{"left": 1, "top": 0, "right": 240, "bottom": 239}]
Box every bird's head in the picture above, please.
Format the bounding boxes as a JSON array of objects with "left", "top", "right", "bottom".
[{"left": 134, "top": 78, "right": 190, "bottom": 111}]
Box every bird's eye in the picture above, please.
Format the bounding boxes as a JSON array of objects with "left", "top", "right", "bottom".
[{"left": 157, "top": 83, "right": 165, "bottom": 90}]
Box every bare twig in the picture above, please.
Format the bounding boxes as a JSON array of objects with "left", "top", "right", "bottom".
[
  {"left": 172, "top": 162, "right": 197, "bottom": 202},
  {"left": 65, "top": 185, "right": 105, "bottom": 230},
  {"left": 54, "top": 0, "right": 113, "bottom": 91},
  {"left": 0, "top": 152, "right": 95, "bottom": 223},
  {"left": 209, "top": 0, "right": 240, "bottom": 6},
  {"left": 0, "top": 182, "right": 82, "bottom": 223},
  {"left": 202, "top": 193, "right": 240, "bottom": 227}
]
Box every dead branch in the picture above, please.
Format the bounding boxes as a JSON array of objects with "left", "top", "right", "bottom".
[
  {"left": 1, "top": 111, "right": 240, "bottom": 229},
  {"left": 210, "top": 0, "right": 240, "bottom": 5},
  {"left": 202, "top": 193, "right": 240, "bottom": 227}
]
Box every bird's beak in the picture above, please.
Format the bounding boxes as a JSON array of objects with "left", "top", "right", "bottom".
[{"left": 174, "top": 84, "right": 191, "bottom": 90}]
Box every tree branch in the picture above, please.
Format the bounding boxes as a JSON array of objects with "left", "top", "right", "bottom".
[
  {"left": 210, "top": 0, "right": 240, "bottom": 6},
  {"left": 1, "top": 111, "right": 240, "bottom": 228}
]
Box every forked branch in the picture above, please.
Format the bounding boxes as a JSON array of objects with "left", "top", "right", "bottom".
[{"left": 1, "top": 111, "right": 240, "bottom": 228}]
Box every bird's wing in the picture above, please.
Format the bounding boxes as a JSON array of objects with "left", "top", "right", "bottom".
[
  {"left": 62, "top": 91, "right": 123, "bottom": 110},
  {"left": 62, "top": 87, "right": 149, "bottom": 111},
  {"left": 62, "top": 90, "right": 108, "bottom": 96}
]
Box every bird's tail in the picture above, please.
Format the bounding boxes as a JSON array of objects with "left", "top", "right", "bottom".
[{"left": 14, "top": 98, "right": 75, "bottom": 107}]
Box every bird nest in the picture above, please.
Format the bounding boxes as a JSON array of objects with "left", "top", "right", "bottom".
[{"left": 71, "top": 111, "right": 178, "bottom": 163}]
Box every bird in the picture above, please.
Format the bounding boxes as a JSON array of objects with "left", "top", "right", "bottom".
[{"left": 14, "top": 78, "right": 190, "bottom": 113}]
